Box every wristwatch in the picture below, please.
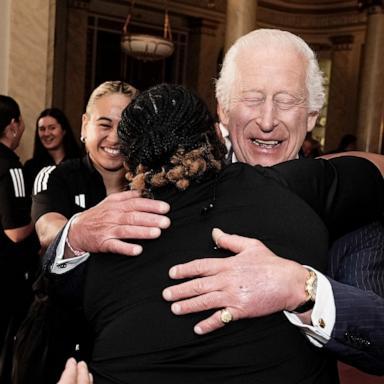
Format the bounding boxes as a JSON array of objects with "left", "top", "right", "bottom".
[{"left": 292, "top": 269, "right": 317, "bottom": 313}]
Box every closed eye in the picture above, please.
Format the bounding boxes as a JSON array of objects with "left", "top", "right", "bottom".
[
  {"left": 242, "top": 97, "right": 265, "bottom": 107},
  {"left": 273, "top": 93, "right": 305, "bottom": 110}
]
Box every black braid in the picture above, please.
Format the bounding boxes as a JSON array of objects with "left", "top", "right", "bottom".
[{"left": 118, "top": 84, "right": 227, "bottom": 193}]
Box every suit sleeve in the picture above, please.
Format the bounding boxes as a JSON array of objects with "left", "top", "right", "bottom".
[
  {"left": 326, "top": 279, "right": 384, "bottom": 375},
  {"left": 43, "top": 228, "right": 87, "bottom": 307},
  {"left": 324, "top": 221, "right": 384, "bottom": 374}
]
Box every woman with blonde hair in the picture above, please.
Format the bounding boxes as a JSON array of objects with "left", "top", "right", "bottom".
[{"left": 13, "top": 81, "right": 139, "bottom": 384}]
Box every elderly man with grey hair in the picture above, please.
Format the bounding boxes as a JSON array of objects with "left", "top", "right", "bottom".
[{"left": 163, "top": 29, "right": 384, "bottom": 374}]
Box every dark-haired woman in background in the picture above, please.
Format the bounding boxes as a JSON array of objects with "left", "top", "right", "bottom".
[
  {"left": 24, "top": 108, "right": 82, "bottom": 196},
  {"left": 0, "top": 96, "right": 37, "bottom": 381},
  {"left": 48, "top": 84, "right": 384, "bottom": 383}
]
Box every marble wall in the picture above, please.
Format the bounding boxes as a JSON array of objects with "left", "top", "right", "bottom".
[
  {"left": 1, "top": 0, "right": 56, "bottom": 162},
  {"left": 0, "top": 0, "right": 11, "bottom": 94}
]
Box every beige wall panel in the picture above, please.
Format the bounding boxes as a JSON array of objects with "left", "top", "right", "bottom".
[{"left": 8, "top": 0, "right": 56, "bottom": 162}]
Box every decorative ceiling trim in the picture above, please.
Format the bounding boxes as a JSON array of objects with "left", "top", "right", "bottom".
[
  {"left": 69, "top": 0, "right": 90, "bottom": 9},
  {"left": 259, "top": 0, "right": 359, "bottom": 14},
  {"left": 257, "top": 6, "right": 367, "bottom": 30}
]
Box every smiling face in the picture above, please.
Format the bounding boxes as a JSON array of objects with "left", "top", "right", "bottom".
[
  {"left": 37, "top": 116, "right": 66, "bottom": 151},
  {"left": 81, "top": 93, "right": 131, "bottom": 174},
  {"left": 219, "top": 47, "right": 318, "bottom": 166}
]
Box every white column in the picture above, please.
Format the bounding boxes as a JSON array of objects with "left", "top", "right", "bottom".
[
  {"left": 224, "top": 0, "right": 258, "bottom": 53},
  {"left": 356, "top": 4, "right": 384, "bottom": 153}
]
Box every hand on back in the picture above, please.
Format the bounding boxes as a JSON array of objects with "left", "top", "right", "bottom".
[
  {"left": 67, "top": 190, "right": 170, "bottom": 257},
  {"left": 163, "top": 228, "right": 308, "bottom": 334}
]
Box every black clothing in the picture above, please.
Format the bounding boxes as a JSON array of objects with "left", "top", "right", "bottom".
[
  {"left": 24, "top": 157, "right": 55, "bottom": 197},
  {"left": 26, "top": 156, "right": 108, "bottom": 382},
  {"left": 50, "top": 157, "right": 383, "bottom": 383},
  {"left": 32, "top": 156, "right": 106, "bottom": 223},
  {"left": 0, "top": 143, "right": 36, "bottom": 347},
  {"left": 24, "top": 155, "right": 78, "bottom": 198}
]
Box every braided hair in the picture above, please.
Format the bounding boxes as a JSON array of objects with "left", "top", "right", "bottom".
[{"left": 118, "top": 84, "right": 227, "bottom": 195}]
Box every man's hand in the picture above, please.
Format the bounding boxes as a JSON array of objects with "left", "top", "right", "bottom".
[
  {"left": 162, "top": 228, "right": 309, "bottom": 335},
  {"left": 67, "top": 190, "right": 170, "bottom": 257},
  {"left": 57, "top": 358, "right": 93, "bottom": 384}
]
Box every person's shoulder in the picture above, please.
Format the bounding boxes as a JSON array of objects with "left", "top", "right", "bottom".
[
  {"left": 24, "top": 157, "right": 34, "bottom": 167},
  {"left": 32, "top": 158, "right": 86, "bottom": 195},
  {"left": 24, "top": 157, "right": 43, "bottom": 173},
  {"left": 224, "top": 162, "right": 257, "bottom": 174},
  {"left": 0, "top": 155, "right": 12, "bottom": 174},
  {"left": 0, "top": 151, "right": 21, "bottom": 177},
  {"left": 54, "top": 157, "right": 85, "bottom": 172},
  {"left": 40, "top": 157, "right": 87, "bottom": 180},
  {"left": 221, "top": 162, "right": 268, "bottom": 185}
]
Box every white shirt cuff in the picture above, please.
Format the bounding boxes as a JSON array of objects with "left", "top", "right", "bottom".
[
  {"left": 284, "top": 267, "right": 336, "bottom": 347},
  {"left": 50, "top": 214, "right": 90, "bottom": 275}
]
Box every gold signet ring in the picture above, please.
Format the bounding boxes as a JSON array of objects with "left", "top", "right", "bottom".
[{"left": 220, "top": 308, "right": 233, "bottom": 324}]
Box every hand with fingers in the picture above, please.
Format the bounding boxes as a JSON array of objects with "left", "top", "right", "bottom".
[
  {"left": 163, "top": 228, "right": 309, "bottom": 335},
  {"left": 57, "top": 358, "right": 93, "bottom": 384},
  {"left": 66, "top": 190, "right": 171, "bottom": 257}
]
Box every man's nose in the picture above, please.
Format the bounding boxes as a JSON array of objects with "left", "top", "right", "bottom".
[{"left": 255, "top": 99, "right": 278, "bottom": 133}]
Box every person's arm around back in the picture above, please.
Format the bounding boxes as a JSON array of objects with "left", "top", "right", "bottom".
[
  {"left": 63, "top": 191, "right": 171, "bottom": 257},
  {"left": 163, "top": 227, "right": 384, "bottom": 375},
  {"left": 43, "top": 190, "right": 171, "bottom": 274},
  {"left": 320, "top": 151, "right": 384, "bottom": 176}
]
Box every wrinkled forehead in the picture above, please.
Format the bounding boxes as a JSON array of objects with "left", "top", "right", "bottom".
[{"left": 232, "top": 47, "right": 308, "bottom": 100}]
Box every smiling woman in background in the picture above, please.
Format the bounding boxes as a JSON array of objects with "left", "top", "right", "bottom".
[{"left": 24, "top": 107, "right": 82, "bottom": 196}]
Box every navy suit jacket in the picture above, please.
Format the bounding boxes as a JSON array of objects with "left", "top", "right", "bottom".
[{"left": 326, "top": 220, "right": 384, "bottom": 375}]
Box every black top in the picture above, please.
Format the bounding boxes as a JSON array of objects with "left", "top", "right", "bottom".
[
  {"left": 51, "top": 157, "right": 383, "bottom": 384},
  {"left": 0, "top": 143, "right": 32, "bottom": 271},
  {"left": 24, "top": 156, "right": 71, "bottom": 197},
  {"left": 32, "top": 156, "right": 107, "bottom": 223},
  {"left": 0, "top": 143, "right": 39, "bottom": 350}
]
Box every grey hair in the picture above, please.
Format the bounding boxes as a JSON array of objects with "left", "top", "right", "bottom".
[
  {"left": 215, "top": 28, "right": 325, "bottom": 113},
  {"left": 86, "top": 81, "right": 139, "bottom": 115}
]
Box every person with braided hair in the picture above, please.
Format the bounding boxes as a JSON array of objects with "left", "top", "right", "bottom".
[{"left": 47, "top": 83, "right": 383, "bottom": 383}]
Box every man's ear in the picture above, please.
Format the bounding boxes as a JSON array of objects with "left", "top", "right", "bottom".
[
  {"left": 306, "top": 111, "right": 319, "bottom": 133},
  {"left": 217, "top": 104, "right": 229, "bottom": 126},
  {"left": 214, "top": 122, "right": 225, "bottom": 144}
]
